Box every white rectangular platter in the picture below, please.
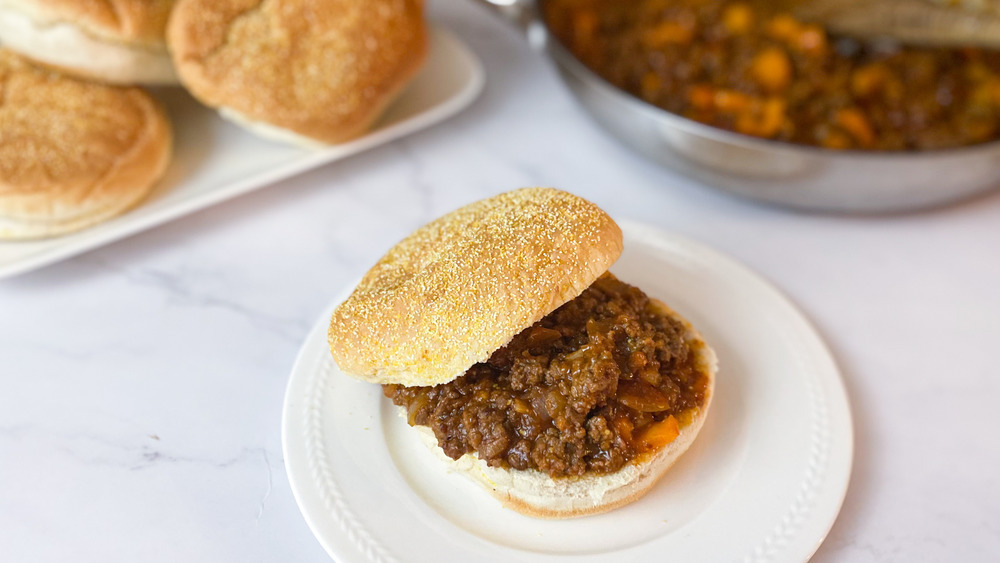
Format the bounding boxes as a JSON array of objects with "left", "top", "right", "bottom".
[{"left": 0, "top": 26, "right": 483, "bottom": 280}]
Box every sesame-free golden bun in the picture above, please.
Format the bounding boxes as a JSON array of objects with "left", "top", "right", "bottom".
[
  {"left": 167, "top": 0, "right": 428, "bottom": 145},
  {"left": 0, "top": 0, "right": 177, "bottom": 84},
  {"left": 0, "top": 50, "right": 172, "bottom": 239}
]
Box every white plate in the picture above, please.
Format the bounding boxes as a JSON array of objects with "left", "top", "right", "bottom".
[
  {"left": 282, "top": 222, "right": 853, "bottom": 563},
  {"left": 0, "top": 26, "right": 483, "bottom": 280}
]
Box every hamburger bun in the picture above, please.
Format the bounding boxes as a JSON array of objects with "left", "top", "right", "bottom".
[
  {"left": 328, "top": 188, "right": 716, "bottom": 518},
  {"left": 168, "top": 0, "right": 428, "bottom": 146},
  {"left": 329, "top": 187, "right": 624, "bottom": 387},
  {"left": 0, "top": 0, "right": 178, "bottom": 85},
  {"left": 0, "top": 49, "right": 172, "bottom": 239}
]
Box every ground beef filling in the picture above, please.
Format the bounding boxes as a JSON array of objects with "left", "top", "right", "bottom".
[
  {"left": 544, "top": 0, "right": 1000, "bottom": 150},
  {"left": 382, "top": 273, "right": 709, "bottom": 478}
]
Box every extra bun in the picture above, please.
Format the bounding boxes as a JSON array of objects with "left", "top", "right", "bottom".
[
  {"left": 0, "top": 49, "right": 172, "bottom": 239},
  {"left": 328, "top": 187, "right": 624, "bottom": 387},
  {"left": 0, "top": 0, "right": 177, "bottom": 84},
  {"left": 168, "top": 0, "right": 428, "bottom": 145},
  {"left": 408, "top": 299, "right": 717, "bottom": 518}
]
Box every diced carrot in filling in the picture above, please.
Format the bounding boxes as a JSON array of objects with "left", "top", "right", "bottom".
[
  {"left": 751, "top": 47, "right": 792, "bottom": 93},
  {"left": 835, "top": 107, "right": 876, "bottom": 148},
  {"left": 722, "top": 3, "right": 754, "bottom": 34},
  {"left": 637, "top": 415, "right": 681, "bottom": 452}
]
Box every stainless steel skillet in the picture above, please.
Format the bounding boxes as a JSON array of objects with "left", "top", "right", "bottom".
[{"left": 476, "top": 0, "right": 1000, "bottom": 212}]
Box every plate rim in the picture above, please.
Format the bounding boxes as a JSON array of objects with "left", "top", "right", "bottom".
[
  {"left": 619, "top": 221, "right": 855, "bottom": 562},
  {"left": 0, "top": 25, "right": 485, "bottom": 281},
  {"left": 282, "top": 221, "right": 854, "bottom": 562}
]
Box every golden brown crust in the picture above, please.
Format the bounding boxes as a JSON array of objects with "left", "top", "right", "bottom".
[
  {"left": 0, "top": 49, "right": 171, "bottom": 239},
  {"left": 167, "top": 0, "right": 428, "bottom": 143},
  {"left": 3, "top": 0, "right": 175, "bottom": 47},
  {"left": 329, "top": 188, "right": 624, "bottom": 387}
]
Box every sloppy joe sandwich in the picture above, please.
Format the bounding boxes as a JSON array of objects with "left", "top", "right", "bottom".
[
  {"left": 328, "top": 188, "right": 717, "bottom": 518},
  {"left": 0, "top": 0, "right": 177, "bottom": 85},
  {"left": 0, "top": 49, "right": 172, "bottom": 239},
  {"left": 167, "top": 0, "right": 428, "bottom": 146}
]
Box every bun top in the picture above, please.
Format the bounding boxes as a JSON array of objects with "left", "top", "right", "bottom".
[
  {"left": 328, "top": 188, "right": 623, "bottom": 387},
  {"left": 167, "top": 0, "right": 427, "bottom": 143},
  {"left": 7, "top": 0, "right": 175, "bottom": 47},
  {"left": 0, "top": 49, "right": 169, "bottom": 229}
]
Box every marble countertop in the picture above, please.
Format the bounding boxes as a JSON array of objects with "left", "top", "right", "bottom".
[{"left": 2, "top": 1, "right": 998, "bottom": 561}]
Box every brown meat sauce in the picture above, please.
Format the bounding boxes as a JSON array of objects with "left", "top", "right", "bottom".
[
  {"left": 544, "top": 0, "right": 1000, "bottom": 151},
  {"left": 383, "top": 274, "right": 709, "bottom": 478}
]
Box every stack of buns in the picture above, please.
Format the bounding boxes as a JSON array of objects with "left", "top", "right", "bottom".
[{"left": 0, "top": 0, "right": 428, "bottom": 239}]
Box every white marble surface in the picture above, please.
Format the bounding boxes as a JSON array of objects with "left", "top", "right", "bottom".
[{"left": 2, "top": 1, "right": 999, "bottom": 561}]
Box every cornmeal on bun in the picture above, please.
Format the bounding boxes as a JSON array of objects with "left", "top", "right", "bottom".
[
  {"left": 0, "top": 49, "right": 171, "bottom": 239},
  {"left": 167, "top": 0, "right": 427, "bottom": 146},
  {"left": 0, "top": 0, "right": 177, "bottom": 85},
  {"left": 328, "top": 188, "right": 717, "bottom": 518}
]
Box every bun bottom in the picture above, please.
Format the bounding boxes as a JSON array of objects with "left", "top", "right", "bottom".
[
  {"left": 0, "top": 180, "right": 157, "bottom": 239},
  {"left": 0, "top": 7, "right": 177, "bottom": 85},
  {"left": 401, "top": 298, "right": 717, "bottom": 519},
  {"left": 217, "top": 105, "right": 394, "bottom": 148},
  {"left": 218, "top": 107, "right": 329, "bottom": 149}
]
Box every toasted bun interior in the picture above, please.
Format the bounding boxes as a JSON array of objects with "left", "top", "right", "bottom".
[
  {"left": 328, "top": 187, "right": 624, "bottom": 387},
  {"left": 404, "top": 298, "right": 717, "bottom": 519}
]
